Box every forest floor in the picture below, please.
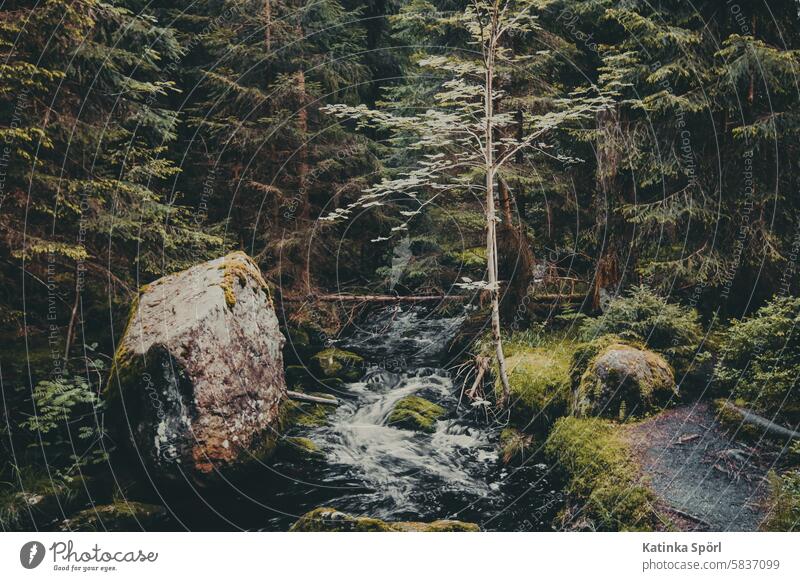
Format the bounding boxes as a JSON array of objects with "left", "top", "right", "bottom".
[{"left": 626, "top": 402, "right": 771, "bottom": 531}]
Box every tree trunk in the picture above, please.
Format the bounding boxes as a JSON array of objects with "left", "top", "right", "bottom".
[
  {"left": 485, "top": 29, "right": 511, "bottom": 408},
  {"left": 497, "top": 176, "right": 535, "bottom": 319},
  {"left": 593, "top": 105, "right": 625, "bottom": 309},
  {"left": 63, "top": 263, "right": 81, "bottom": 368}
]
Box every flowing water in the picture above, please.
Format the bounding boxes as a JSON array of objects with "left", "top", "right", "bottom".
[{"left": 256, "top": 305, "right": 563, "bottom": 531}]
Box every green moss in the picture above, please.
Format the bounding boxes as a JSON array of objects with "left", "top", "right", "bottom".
[
  {"left": 545, "top": 416, "right": 660, "bottom": 531},
  {"left": 761, "top": 469, "right": 800, "bottom": 531},
  {"left": 277, "top": 436, "right": 324, "bottom": 463},
  {"left": 310, "top": 348, "right": 364, "bottom": 381},
  {"left": 286, "top": 393, "right": 337, "bottom": 427},
  {"left": 218, "top": 251, "right": 271, "bottom": 310},
  {"left": 290, "top": 507, "right": 479, "bottom": 532},
  {"left": 388, "top": 396, "right": 445, "bottom": 433},
  {"left": 61, "top": 501, "right": 167, "bottom": 531},
  {"left": 573, "top": 339, "right": 675, "bottom": 420},
  {"left": 569, "top": 334, "right": 639, "bottom": 387},
  {"left": 497, "top": 342, "right": 573, "bottom": 433},
  {"left": 500, "top": 428, "right": 536, "bottom": 465},
  {"left": 712, "top": 398, "right": 764, "bottom": 442}
]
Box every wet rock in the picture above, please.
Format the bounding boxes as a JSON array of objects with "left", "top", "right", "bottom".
[
  {"left": 276, "top": 436, "right": 324, "bottom": 463},
  {"left": 290, "top": 507, "right": 479, "bottom": 532},
  {"left": 573, "top": 342, "right": 676, "bottom": 420},
  {"left": 61, "top": 501, "right": 167, "bottom": 531},
  {"left": 310, "top": 348, "right": 364, "bottom": 382},
  {"left": 105, "top": 251, "right": 287, "bottom": 485},
  {"left": 387, "top": 396, "right": 444, "bottom": 432}
]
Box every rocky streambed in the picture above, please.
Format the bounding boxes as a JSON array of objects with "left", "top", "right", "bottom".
[{"left": 11, "top": 253, "right": 794, "bottom": 532}]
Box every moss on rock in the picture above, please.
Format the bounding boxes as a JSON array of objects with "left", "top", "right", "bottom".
[
  {"left": 290, "top": 507, "right": 479, "bottom": 532},
  {"left": 311, "top": 348, "right": 364, "bottom": 382},
  {"left": 545, "top": 416, "right": 659, "bottom": 531},
  {"left": 388, "top": 396, "right": 444, "bottom": 433},
  {"left": 218, "top": 251, "right": 271, "bottom": 310},
  {"left": 286, "top": 392, "right": 337, "bottom": 428},
  {"left": 61, "top": 501, "right": 167, "bottom": 531},
  {"left": 497, "top": 343, "right": 573, "bottom": 433},
  {"left": 277, "top": 436, "right": 324, "bottom": 463},
  {"left": 573, "top": 340, "right": 676, "bottom": 420}
]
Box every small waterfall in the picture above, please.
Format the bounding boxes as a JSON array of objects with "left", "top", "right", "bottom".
[{"left": 259, "top": 305, "right": 560, "bottom": 530}]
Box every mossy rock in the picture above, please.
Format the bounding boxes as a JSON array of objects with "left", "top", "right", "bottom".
[
  {"left": 0, "top": 475, "right": 102, "bottom": 531},
  {"left": 497, "top": 345, "right": 572, "bottom": 433},
  {"left": 290, "top": 508, "right": 479, "bottom": 532},
  {"left": 499, "top": 428, "right": 536, "bottom": 465},
  {"left": 310, "top": 348, "right": 364, "bottom": 382},
  {"left": 387, "top": 396, "right": 444, "bottom": 433},
  {"left": 545, "top": 417, "right": 659, "bottom": 531},
  {"left": 573, "top": 341, "right": 676, "bottom": 420},
  {"left": 286, "top": 393, "right": 338, "bottom": 428},
  {"left": 276, "top": 436, "right": 325, "bottom": 463},
  {"left": 61, "top": 501, "right": 168, "bottom": 532}
]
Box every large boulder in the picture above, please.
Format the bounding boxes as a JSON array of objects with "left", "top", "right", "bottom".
[
  {"left": 105, "top": 252, "right": 287, "bottom": 484},
  {"left": 573, "top": 342, "right": 676, "bottom": 419}
]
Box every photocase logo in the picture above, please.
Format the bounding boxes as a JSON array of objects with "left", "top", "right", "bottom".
[{"left": 19, "top": 541, "right": 46, "bottom": 569}]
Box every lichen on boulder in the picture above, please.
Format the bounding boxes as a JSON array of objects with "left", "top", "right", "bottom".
[
  {"left": 290, "top": 507, "right": 479, "bottom": 532},
  {"left": 310, "top": 348, "right": 364, "bottom": 382},
  {"left": 104, "top": 251, "right": 287, "bottom": 485},
  {"left": 572, "top": 340, "right": 676, "bottom": 420},
  {"left": 387, "top": 396, "right": 444, "bottom": 432}
]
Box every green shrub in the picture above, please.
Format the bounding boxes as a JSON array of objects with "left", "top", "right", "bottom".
[
  {"left": 762, "top": 469, "right": 800, "bottom": 531},
  {"left": 713, "top": 296, "right": 800, "bottom": 423},
  {"left": 579, "top": 286, "right": 703, "bottom": 373},
  {"left": 19, "top": 356, "right": 108, "bottom": 470}
]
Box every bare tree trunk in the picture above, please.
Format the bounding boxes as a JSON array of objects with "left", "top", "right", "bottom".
[
  {"left": 485, "top": 24, "right": 511, "bottom": 408},
  {"left": 63, "top": 263, "right": 81, "bottom": 367}
]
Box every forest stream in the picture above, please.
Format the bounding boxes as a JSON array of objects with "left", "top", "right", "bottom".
[{"left": 168, "top": 305, "right": 562, "bottom": 531}]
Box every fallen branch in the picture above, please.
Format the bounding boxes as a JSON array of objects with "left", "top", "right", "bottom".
[
  {"left": 286, "top": 390, "right": 340, "bottom": 406},
  {"left": 720, "top": 401, "right": 800, "bottom": 441}
]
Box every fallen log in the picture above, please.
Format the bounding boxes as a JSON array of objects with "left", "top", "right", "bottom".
[
  {"left": 282, "top": 292, "right": 586, "bottom": 303},
  {"left": 720, "top": 401, "right": 800, "bottom": 441},
  {"left": 286, "top": 390, "right": 340, "bottom": 406},
  {"left": 301, "top": 294, "right": 463, "bottom": 303}
]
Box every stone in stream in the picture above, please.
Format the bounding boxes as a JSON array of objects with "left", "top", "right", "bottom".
[
  {"left": 573, "top": 341, "right": 676, "bottom": 420},
  {"left": 290, "top": 507, "right": 479, "bottom": 532},
  {"left": 387, "top": 395, "right": 445, "bottom": 433},
  {"left": 105, "top": 252, "right": 287, "bottom": 485},
  {"left": 60, "top": 501, "right": 168, "bottom": 531},
  {"left": 310, "top": 347, "right": 364, "bottom": 381}
]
